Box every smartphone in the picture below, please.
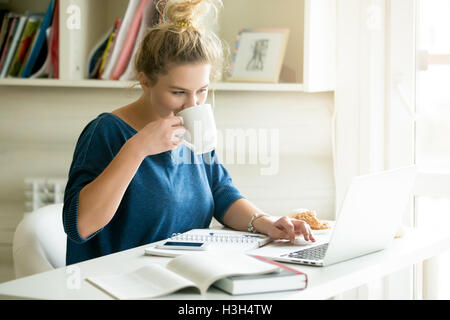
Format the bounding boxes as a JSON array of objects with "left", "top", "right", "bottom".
[{"left": 156, "top": 241, "right": 209, "bottom": 251}]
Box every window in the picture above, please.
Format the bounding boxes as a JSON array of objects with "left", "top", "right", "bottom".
[{"left": 415, "top": 0, "right": 450, "bottom": 299}]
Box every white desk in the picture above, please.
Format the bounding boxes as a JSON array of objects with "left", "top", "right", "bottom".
[{"left": 0, "top": 228, "right": 449, "bottom": 300}]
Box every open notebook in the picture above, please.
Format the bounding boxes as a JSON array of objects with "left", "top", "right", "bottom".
[
  {"left": 144, "top": 229, "right": 272, "bottom": 257},
  {"left": 86, "top": 251, "right": 280, "bottom": 299}
]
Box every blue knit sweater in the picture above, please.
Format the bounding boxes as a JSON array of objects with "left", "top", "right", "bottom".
[{"left": 63, "top": 113, "right": 244, "bottom": 265}]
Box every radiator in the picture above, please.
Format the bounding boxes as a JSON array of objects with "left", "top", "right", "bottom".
[{"left": 24, "top": 177, "right": 67, "bottom": 214}]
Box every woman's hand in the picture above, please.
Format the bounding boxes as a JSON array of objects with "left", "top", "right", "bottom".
[
  {"left": 263, "top": 216, "right": 316, "bottom": 244},
  {"left": 130, "top": 116, "right": 186, "bottom": 157}
]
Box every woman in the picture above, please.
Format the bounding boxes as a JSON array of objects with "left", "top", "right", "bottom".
[{"left": 63, "top": 0, "right": 314, "bottom": 265}]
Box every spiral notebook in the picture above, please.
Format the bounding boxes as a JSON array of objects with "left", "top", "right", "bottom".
[{"left": 144, "top": 229, "right": 272, "bottom": 257}]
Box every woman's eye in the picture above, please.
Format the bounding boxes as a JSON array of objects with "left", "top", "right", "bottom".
[{"left": 172, "top": 91, "right": 184, "bottom": 95}]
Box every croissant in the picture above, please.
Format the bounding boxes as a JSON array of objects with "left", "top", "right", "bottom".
[{"left": 289, "top": 210, "right": 330, "bottom": 230}]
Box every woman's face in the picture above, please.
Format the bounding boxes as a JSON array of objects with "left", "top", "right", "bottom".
[{"left": 140, "top": 63, "right": 211, "bottom": 117}]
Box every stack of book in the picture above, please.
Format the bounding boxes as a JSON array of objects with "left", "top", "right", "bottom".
[
  {"left": 89, "top": 0, "right": 164, "bottom": 81},
  {"left": 0, "top": 0, "right": 59, "bottom": 79}
]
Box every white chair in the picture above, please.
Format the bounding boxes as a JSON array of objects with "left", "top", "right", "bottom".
[{"left": 12, "top": 203, "right": 66, "bottom": 279}]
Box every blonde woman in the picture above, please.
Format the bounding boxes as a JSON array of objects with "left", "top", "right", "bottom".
[{"left": 63, "top": 0, "right": 314, "bottom": 265}]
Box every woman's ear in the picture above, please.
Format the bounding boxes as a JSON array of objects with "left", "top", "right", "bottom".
[{"left": 138, "top": 72, "right": 150, "bottom": 89}]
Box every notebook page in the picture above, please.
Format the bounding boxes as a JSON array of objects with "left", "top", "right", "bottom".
[
  {"left": 172, "top": 229, "right": 271, "bottom": 250},
  {"left": 86, "top": 264, "right": 197, "bottom": 299},
  {"left": 167, "top": 251, "right": 280, "bottom": 294}
]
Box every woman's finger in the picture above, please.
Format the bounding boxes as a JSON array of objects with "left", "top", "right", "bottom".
[
  {"left": 168, "top": 116, "right": 184, "bottom": 127},
  {"left": 274, "top": 217, "right": 296, "bottom": 243},
  {"left": 170, "top": 133, "right": 184, "bottom": 148},
  {"left": 292, "top": 219, "right": 316, "bottom": 242}
]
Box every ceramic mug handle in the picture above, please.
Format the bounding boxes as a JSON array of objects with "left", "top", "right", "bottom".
[{"left": 177, "top": 116, "right": 195, "bottom": 150}]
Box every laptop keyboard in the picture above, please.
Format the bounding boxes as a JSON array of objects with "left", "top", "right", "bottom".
[{"left": 283, "top": 243, "right": 329, "bottom": 261}]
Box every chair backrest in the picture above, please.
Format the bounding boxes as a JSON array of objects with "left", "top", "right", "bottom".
[{"left": 12, "top": 203, "right": 66, "bottom": 279}]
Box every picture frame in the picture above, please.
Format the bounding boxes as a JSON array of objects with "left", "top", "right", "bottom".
[{"left": 226, "top": 28, "right": 290, "bottom": 83}]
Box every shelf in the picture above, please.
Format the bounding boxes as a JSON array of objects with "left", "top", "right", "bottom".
[
  {"left": 0, "top": 79, "right": 306, "bottom": 92},
  {"left": 0, "top": 79, "right": 136, "bottom": 89},
  {"left": 213, "top": 82, "right": 304, "bottom": 92}
]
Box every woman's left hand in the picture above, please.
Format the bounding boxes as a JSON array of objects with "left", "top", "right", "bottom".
[{"left": 266, "top": 216, "right": 316, "bottom": 244}]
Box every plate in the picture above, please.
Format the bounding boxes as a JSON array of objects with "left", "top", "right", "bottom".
[
  {"left": 310, "top": 220, "right": 334, "bottom": 235},
  {"left": 311, "top": 228, "right": 332, "bottom": 235}
]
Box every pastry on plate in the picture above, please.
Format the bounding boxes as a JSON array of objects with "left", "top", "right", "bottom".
[{"left": 289, "top": 210, "right": 330, "bottom": 230}]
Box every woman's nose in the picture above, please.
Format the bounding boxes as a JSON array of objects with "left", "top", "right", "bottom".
[{"left": 186, "top": 94, "right": 200, "bottom": 108}]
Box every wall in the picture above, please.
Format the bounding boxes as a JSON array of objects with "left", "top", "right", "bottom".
[{"left": 0, "top": 85, "right": 334, "bottom": 282}]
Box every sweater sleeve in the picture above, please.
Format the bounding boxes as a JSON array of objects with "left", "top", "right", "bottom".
[
  {"left": 63, "top": 115, "right": 126, "bottom": 244},
  {"left": 63, "top": 167, "right": 104, "bottom": 244},
  {"left": 204, "top": 151, "right": 245, "bottom": 224}
]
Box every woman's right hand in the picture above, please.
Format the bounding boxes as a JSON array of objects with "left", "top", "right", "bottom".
[{"left": 129, "top": 116, "right": 186, "bottom": 157}]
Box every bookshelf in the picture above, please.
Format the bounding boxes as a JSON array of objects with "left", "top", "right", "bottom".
[
  {"left": 0, "top": 0, "right": 336, "bottom": 92},
  {"left": 0, "top": 78, "right": 305, "bottom": 91}
]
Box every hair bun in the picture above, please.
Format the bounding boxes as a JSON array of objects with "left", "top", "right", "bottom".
[{"left": 163, "top": 0, "right": 221, "bottom": 30}]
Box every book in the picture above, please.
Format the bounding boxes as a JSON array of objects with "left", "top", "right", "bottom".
[
  {"left": 8, "top": 15, "right": 42, "bottom": 77},
  {"left": 86, "top": 251, "right": 280, "bottom": 299},
  {"left": 213, "top": 255, "right": 308, "bottom": 295},
  {"left": 101, "top": 0, "right": 141, "bottom": 80},
  {"left": 144, "top": 228, "right": 272, "bottom": 257},
  {"left": 1, "top": 15, "right": 27, "bottom": 78},
  {"left": 87, "top": 26, "right": 113, "bottom": 78},
  {"left": 18, "top": 17, "right": 43, "bottom": 77},
  {"left": 97, "top": 18, "right": 120, "bottom": 79},
  {"left": 0, "top": 9, "right": 8, "bottom": 25},
  {"left": 0, "top": 14, "right": 17, "bottom": 72},
  {"left": 111, "top": 0, "right": 149, "bottom": 80},
  {"left": 20, "top": 0, "right": 55, "bottom": 78},
  {"left": 119, "top": 0, "right": 158, "bottom": 81},
  {"left": 0, "top": 13, "right": 12, "bottom": 58},
  {"left": 29, "top": 27, "right": 51, "bottom": 78},
  {"left": 48, "top": 0, "right": 59, "bottom": 78}
]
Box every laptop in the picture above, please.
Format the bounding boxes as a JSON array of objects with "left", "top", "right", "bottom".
[{"left": 250, "top": 166, "right": 417, "bottom": 267}]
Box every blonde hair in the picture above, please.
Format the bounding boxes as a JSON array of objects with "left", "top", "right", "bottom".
[{"left": 134, "top": 0, "right": 226, "bottom": 85}]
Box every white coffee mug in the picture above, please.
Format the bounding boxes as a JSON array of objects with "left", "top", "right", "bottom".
[{"left": 176, "top": 104, "right": 217, "bottom": 154}]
